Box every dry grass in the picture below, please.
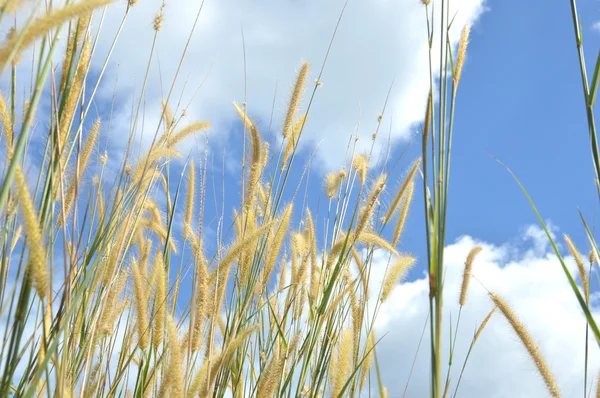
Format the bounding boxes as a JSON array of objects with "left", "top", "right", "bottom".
[{"left": 0, "top": 1, "right": 592, "bottom": 397}]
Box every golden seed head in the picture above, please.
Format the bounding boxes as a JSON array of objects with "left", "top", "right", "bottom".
[
  {"left": 421, "top": 0, "right": 431, "bottom": 5},
  {"left": 153, "top": 12, "right": 163, "bottom": 31},
  {"left": 455, "top": 23, "right": 471, "bottom": 85},
  {"left": 353, "top": 154, "right": 369, "bottom": 185},
  {"left": 459, "top": 246, "right": 482, "bottom": 306},
  {"left": 100, "top": 151, "right": 108, "bottom": 165},
  {"left": 490, "top": 292, "right": 560, "bottom": 397},
  {"left": 325, "top": 169, "right": 346, "bottom": 198},
  {"left": 377, "top": 113, "right": 383, "bottom": 123},
  {"left": 381, "top": 255, "right": 416, "bottom": 302}
]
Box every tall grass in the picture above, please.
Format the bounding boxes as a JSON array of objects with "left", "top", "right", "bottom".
[
  {"left": 0, "top": 0, "right": 595, "bottom": 397},
  {"left": 0, "top": 1, "right": 434, "bottom": 397}
]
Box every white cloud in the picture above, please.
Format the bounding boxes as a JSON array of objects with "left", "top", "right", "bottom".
[
  {"left": 372, "top": 226, "right": 600, "bottom": 397},
  {"left": 90, "top": 0, "right": 486, "bottom": 169}
]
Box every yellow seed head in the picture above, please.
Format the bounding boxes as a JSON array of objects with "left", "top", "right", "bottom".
[
  {"left": 184, "top": 162, "right": 195, "bottom": 239},
  {"left": 152, "top": 255, "right": 166, "bottom": 350},
  {"left": 16, "top": 168, "right": 47, "bottom": 298},
  {"left": 459, "top": 246, "right": 482, "bottom": 306},
  {"left": 356, "top": 173, "right": 386, "bottom": 236},
  {"left": 392, "top": 181, "right": 415, "bottom": 246},
  {"left": 330, "top": 329, "right": 352, "bottom": 397},
  {"left": 282, "top": 61, "right": 309, "bottom": 139},
  {"left": 352, "top": 154, "right": 369, "bottom": 186},
  {"left": 490, "top": 293, "right": 560, "bottom": 397},
  {"left": 383, "top": 158, "right": 421, "bottom": 224},
  {"left": 153, "top": 12, "right": 163, "bottom": 32},
  {"left": 381, "top": 256, "right": 416, "bottom": 302},
  {"left": 132, "top": 259, "right": 149, "bottom": 350},
  {"left": 454, "top": 23, "right": 471, "bottom": 85},
  {"left": 325, "top": 169, "right": 346, "bottom": 198},
  {"left": 564, "top": 234, "right": 589, "bottom": 300}
]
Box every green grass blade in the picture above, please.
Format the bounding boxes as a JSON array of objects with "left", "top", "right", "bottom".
[{"left": 496, "top": 157, "right": 600, "bottom": 346}]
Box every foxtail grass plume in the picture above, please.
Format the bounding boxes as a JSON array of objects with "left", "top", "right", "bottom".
[
  {"left": 392, "top": 181, "right": 415, "bottom": 246},
  {"left": 454, "top": 23, "right": 471, "bottom": 85},
  {"left": 381, "top": 256, "right": 416, "bottom": 302},
  {"left": 184, "top": 162, "right": 195, "bottom": 239},
  {"left": 59, "top": 34, "right": 91, "bottom": 147},
  {"left": 459, "top": 246, "right": 482, "bottom": 306},
  {"left": 233, "top": 102, "right": 263, "bottom": 209},
  {"left": 330, "top": 329, "right": 353, "bottom": 397},
  {"left": 15, "top": 168, "right": 47, "bottom": 298},
  {"left": 61, "top": 118, "right": 101, "bottom": 224},
  {"left": 564, "top": 234, "right": 589, "bottom": 300},
  {"left": 490, "top": 293, "right": 560, "bottom": 397},
  {"left": 0, "top": 92, "right": 12, "bottom": 151},
  {"left": 325, "top": 169, "right": 346, "bottom": 198},
  {"left": 192, "top": 255, "right": 208, "bottom": 351},
  {"left": 383, "top": 158, "right": 421, "bottom": 224},
  {"left": 473, "top": 306, "right": 497, "bottom": 344},
  {"left": 282, "top": 113, "right": 307, "bottom": 169},
  {"left": 356, "top": 173, "right": 386, "bottom": 236},
  {"left": 282, "top": 61, "right": 309, "bottom": 139},
  {"left": 152, "top": 255, "right": 166, "bottom": 350},
  {"left": 159, "top": 315, "right": 183, "bottom": 397},
  {"left": 153, "top": 4, "right": 164, "bottom": 32},
  {"left": 209, "top": 220, "right": 274, "bottom": 285},
  {"left": 262, "top": 204, "right": 293, "bottom": 288},
  {"left": 164, "top": 121, "right": 210, "bottom": 148},
  {"left": 132, "top": 259, "right": 149, "bottom": 350},
  {"left": 352, "top": 154, "right": 369, "bottom": 186}
]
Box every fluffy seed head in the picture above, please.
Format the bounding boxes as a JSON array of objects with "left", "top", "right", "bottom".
[
  {"left": 356, "top": 173, "right": 386, "bottom": 236},
  {"left": 381, "top": 256, "right": 416, "bottom": 302},
  {"left": 490, "top": 293, "right": 560, "bottom": 397},
  {"left": 564, "top": 234, "right": 589, "bottom": 300},
  {"left": 392, "top": 181, "right": 415, "bottom": 246},
  {"left": 454, "top": 23, "right": 471, "bottom": 85},
  {"left": 383, "top": 158, "right": 421, "bottom": 224},
  {"left": 282, "top": 61, "right": 309, "bottom": 139},
  {"left": 325, "top": 169, "right": 346, "bottom": 198},
  {"left": 459, "top": 246, "right": 482, "bottom": 306},
  {"left": 16, "top": 168, "right": 47, "bottom": 298},
  {"left": 352, "top": 154, "right": 369, "bottom": 185},
  {"left": 184, "top": 162, "right": 195, "bottom": 239}
]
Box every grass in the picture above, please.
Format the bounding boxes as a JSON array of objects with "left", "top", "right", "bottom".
[{"left": 0, "top": 0, "right": 597, "bottom": 397}]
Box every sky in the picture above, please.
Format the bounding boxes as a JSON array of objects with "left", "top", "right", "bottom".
[{"left": 7, "top": 0, "right": 600, "bottom": 396}]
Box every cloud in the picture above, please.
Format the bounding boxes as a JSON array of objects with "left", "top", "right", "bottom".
[
  {"left": 372, "top": 225, "right": 599, "bottom": 397},
  {"left": 90, "top": 0, "right": 486, "bottom": 169}
]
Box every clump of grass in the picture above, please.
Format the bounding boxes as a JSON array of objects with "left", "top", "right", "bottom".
[{"left": 0, "top": 1, "right": 559, "bottom": 397}]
